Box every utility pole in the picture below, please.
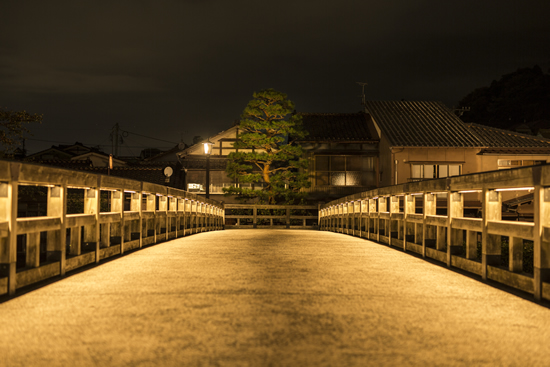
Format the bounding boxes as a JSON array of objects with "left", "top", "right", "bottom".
[
  {"left": 357, "top": 81, "right": 368, "bottom": 111},
  {"left": 111, "top": 123, "right": 120, "bottom": 157}
]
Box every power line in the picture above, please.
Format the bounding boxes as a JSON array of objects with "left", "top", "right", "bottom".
[
  {"left": 122, "top": 129, "right": 178, "bottom": 144},
  {"left": 26, "top": 138, "right": 171, "bottom": 149}
]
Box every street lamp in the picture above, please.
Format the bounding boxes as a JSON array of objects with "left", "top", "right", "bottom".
[{"left": 203, "top": 141, "right": 213, "bottom": 199}]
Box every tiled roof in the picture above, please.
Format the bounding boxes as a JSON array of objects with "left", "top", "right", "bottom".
[
  {"left": 29, "top": 159, "right": 93, "bottom": 169},
  {"left": 297, "top": 112, "right": 378, "bottom": 143},
  {"left": 478, "top": 148, "right": 550, "bottom": 154},
  {"left": 364, "top": 101, "right": 484, "bottom": 147},
  {"left": 466, "top": 123, "right": 550, "bottom": 149}
]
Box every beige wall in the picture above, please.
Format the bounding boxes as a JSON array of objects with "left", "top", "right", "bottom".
[
  {"left": 383, "top": 141, "right": 550, "bottom": 186},
  {"left": 478, "top": 154, "right": 550, "bottom": 172}
]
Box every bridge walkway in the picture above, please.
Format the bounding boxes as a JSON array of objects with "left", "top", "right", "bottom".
[{"left": 1, "top": 230, "right": 550, "bottom": 366}]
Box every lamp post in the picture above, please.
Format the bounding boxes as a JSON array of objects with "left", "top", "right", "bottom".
[{"left": 203, "top": 141, "right": 213, "bottom": 199}]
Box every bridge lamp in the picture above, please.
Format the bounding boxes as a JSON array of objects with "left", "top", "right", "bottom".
[{"left": 203, "top": 141, "right": 214, "bottom": 199}]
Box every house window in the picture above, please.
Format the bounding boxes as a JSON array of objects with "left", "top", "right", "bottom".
[
  {"left": 411, "top": 164, "right": 461, "bottom": 179},
  {"left": 498, "top": 159, "right": 546, "bottom": 168},
  {"left": 315, "top": 155, "right": 375, "bottom": 186}
]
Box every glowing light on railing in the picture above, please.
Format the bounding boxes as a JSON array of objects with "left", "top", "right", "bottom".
[
  {"left": 495, "top": 187, "right": 534, "bottom": 192},
  {"left": 458, "top": 190, "right": 482, "bottom": 193},
  {"left": 431, "top": 192, "right": 448, "bottom": 195},
  {"left": 68, "top": 186, "right": 92, "bottom": 190},
  {"left": 124, "top": 190, "right": 136, "bottom": 193},
  {"left": 19, "top": 183, "right": 57, "bottom": 188}
]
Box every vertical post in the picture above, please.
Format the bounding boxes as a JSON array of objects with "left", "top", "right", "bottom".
[
  {"left": 180, "top": 197, "right": 185, "bottom": 233},
  {"left": 84, "top": 183, "right": 100, "bottom": 263},
  {"left": 205, "top": 155, "right": 210, "bottom": 199},
  {"left": 423, "top": 193, "right": 436, "bottom": 258},
  {"left": 447, "top": 192, "right": 464, "bottom": 267},
  {"left": 111, "top": 189, "right": 124, "bottom": 254},
  {"left": 158, "top": 195, "right": 168, "bottom": 239},
  {"left": 69, "top": 227, "right": 81, "bottom": 256},
  {"left": 26, "top": 232, "right": 40, "bottom": 268},
  {"left": 404, "top": 194, "right": 415, "bottom": 251},
  {"left": 130, "top": 191, "right": 141, "bottom": 246},
  {"left": 378, "top": 197, "right": 386, "bottom": 241},
  {"left": 534, "top": 186, "right": 550, "bottom": 301},
  {"left": 389, "top": 196, "right": 399, "bottom": 247},
  {"left": 1, "top": 163, "right": 19, "bottom": 295},
  {"left": 465, "top": 230, "right": 478, "bottom": 260},
  {"left": 182, "top": 197, "right": 188, "bottom": 236},
  {"left": 47, "top": 184, "right": 66, "bottom": 276},
  {"left": 369, "top": 199, "right": 377, "bottom": 240},
  {"left": 509, "top": 237, "right": 523, "bottom": 273},
  {"left": 482, "top": 189, "right": 502, "bottom": 280},
  {"left": 193, "top": 199, "right": 197, "bottom": 232}
]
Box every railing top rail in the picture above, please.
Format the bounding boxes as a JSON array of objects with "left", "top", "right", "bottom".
[
  {"left": 1, "top": 160, "right": 224, "bottom": 208},
  {"left": 225, "top": 204, "right": 318, "bottom": 210},
  {"left": 321, "top": 164, "right": 550, "bottom": 209}
]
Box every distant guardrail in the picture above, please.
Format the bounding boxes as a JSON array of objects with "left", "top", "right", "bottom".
[
  {"left": 0, "top": 160, "right": 224, "bottom": 297},
  {"left": 224, "top": 204, "right": 318, "bottom": 230},
  {"left": 319, "top": 165, "right": 550, "bottom": 302}
]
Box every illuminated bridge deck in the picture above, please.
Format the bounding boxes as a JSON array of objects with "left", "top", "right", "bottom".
[{"left": 1, "top": 230, "right": 550, "bottom": 366}]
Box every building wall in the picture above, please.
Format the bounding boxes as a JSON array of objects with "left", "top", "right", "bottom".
[
  {"left": 478, "top": 154, "right": 550, "bottom": 172},
  {"left": 384, "top": 143, "right": 550, "bottom": 186},
  {"left": 301, "top": 142, "right": 379, "bottom": 201}
]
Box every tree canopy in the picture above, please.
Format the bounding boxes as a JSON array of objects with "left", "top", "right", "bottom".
[
  {"left": 223, "top": 89, "right": 310, "bottom": 204},
  {"left": 0, "top": 107, "right": 43, "bottom": 156},
  {"left": 457, "top": 65, "right": 550, "bottom": 128}
]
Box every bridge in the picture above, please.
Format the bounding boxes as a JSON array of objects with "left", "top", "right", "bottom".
[{"left": 1, "top": 161, "right": 550, "bottom": 365}]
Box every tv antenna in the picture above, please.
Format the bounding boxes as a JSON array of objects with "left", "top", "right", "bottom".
[{"left": 357, "top": 81, "right": 368, "bottom": 108}]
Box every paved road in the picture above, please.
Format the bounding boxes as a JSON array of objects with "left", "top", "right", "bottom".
[{"left": 1, "top": 230, "right": 550, "bottom": 366}]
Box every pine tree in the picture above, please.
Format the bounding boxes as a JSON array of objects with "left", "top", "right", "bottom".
[{"left": 223, "top": 89, "right": 310, "bottom": 204}]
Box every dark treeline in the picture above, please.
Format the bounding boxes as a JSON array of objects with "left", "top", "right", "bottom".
[{"left": 458, "top": 65, "right": 550, "bottom": 128}]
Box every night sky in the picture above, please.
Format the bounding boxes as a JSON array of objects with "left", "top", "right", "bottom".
[{"left": 1, "top": 1, "right": 549, "bottom": 156}]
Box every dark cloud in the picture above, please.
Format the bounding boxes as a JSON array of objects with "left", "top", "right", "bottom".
[{"left": 1, "top": 0, "right": 549, "bottom": 155}]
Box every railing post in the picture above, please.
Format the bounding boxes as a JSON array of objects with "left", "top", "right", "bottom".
[
  {"left": 389, "top": 196, "right": 399, "bottom": 246},
  {"left": 404, "top": 194, "right": 415, "bottom": 251},
  {"left": 1, "top": 163, "right": 19, "bottom": 295},
  {"left": 422, "top": 192, "right": 436, "bottom": 258},
  {"left": 482, "top": 189, "right": 502, "bottom": 280},
  {"left": 111, "top": 189, "right": 124, "bottom": 254},
  {"left": 447, "top": 191, "right": 464, "bottom": 267},
  {"left": 131, "top": 189, "right": 142, "bottom": 247},
  {"left": 509, "top": 237, "right": 524, "bottom": 273},
  {"left": 369, "top": 198, "right": 376, "bottom": 240},
  {"left": 47, "top": 183, "right": 67, "bottom": 276},
  {"left": 146, "top": 193, "right": 155, "bottom": 240},
  {"left": 534, "top": 185, "right": 550, "bottom": 301},
  {"left": 378, "top": 197, "right": 386, "bottom": 242},
  {"left": 159, "top": 194, "right": 168, "bottom": 239}
]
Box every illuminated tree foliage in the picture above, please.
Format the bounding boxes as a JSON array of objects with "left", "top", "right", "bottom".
[
  {"left": 0, "top": 107, "right": 43, "bottom": 156},
  {"left": 224, "top": 89, "right": 310, "bottom": 204}
]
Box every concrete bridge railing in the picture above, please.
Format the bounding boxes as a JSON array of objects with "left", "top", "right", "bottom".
[
  {"left": 0, "top": 161, "right": 224, "bottom": 296},
  {"left": 319, "top": 165, "right": 550, "bottom": 302},
  {"left": 224, "top": 204, "right": 318, "bottom": 229}
]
